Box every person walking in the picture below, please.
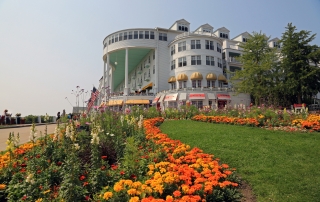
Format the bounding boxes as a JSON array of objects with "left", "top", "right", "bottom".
[{"left": 56, "top": 112, "right": 61, "bottom": 122}]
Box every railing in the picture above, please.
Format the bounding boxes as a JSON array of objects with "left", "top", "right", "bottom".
[
  {"left": 173, "top": 31, "right": 218, "bottom": 41},
  {"left": 160, "top": 87, "right": 235, "bottom": 93},
  {"left": 228, "top": 57, "right": 241, "bottom": 63}
]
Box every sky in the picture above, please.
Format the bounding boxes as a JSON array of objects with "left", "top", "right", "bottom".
[{"left": 1, "top": 0, "right": 320, "bottom": 117}]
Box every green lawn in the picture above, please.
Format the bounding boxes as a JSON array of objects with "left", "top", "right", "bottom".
[{"left": 160, "top": 120, "right": 320, "bottom": 202}]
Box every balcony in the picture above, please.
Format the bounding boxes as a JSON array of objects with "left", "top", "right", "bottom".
[
  {"left": 145, "top": 64, "right": 150, "bottom": 68},
  {"left": 228, "top": 57, "right": 241, "bottom": 63},
  {"left": 137, "top": 70, "right": 142, "bottom": 74},
  {"left": 144, "top": 76, "right": 151, "bottom": 82}
]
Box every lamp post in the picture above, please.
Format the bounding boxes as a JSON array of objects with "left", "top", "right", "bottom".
[
  {"left": 72, "top": 86, "right": 81, "bottom": 114},
  {"left": 79, "top": 89, "right": 88, "bottom": 113}
]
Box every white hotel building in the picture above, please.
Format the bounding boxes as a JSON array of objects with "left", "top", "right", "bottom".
[{"left": 98, "top": 19, "right": 281, "bottom": 110}]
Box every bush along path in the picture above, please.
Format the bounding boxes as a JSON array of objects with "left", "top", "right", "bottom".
[{"left": 0, "top": 113, "right": 241, "bottom": 202}]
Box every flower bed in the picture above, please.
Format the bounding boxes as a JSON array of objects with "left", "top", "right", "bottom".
[{"left": 0, "top": 114, "right": 240, "bottom": 201}]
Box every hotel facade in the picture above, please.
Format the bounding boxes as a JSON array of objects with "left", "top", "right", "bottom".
[{"left": 98, "top": 19, "right": 281, "bottom": 110}]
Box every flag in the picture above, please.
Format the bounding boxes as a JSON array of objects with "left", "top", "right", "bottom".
[{"left": 87, "top": 86, "right": 100, "bottom": 112}]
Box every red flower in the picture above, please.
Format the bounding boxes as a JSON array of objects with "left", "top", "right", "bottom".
[
  {"left": 20, "top": 163, "right": 27, "bottom": 167},
  {"left": 120, "top": 171, "right": 125, "bottom": 175},
  {"left": 22, "top": 195, "right": 27, "bottom": 200},
  {"left": 57, "top": 162, "right": 62, "bottom": 166},
  {"left": 83, "top": 182, "right": 89, "bottom": 187},
  {"left": 79, "top": 175, "right": 86, "bottom": 181},
  {"left": 101, "top": 156, "right": 107, "bottom": 160},
  {"left": 36, "top": 154, "right": 41, "bottom": 158},
  {"left": 111, "top": 164, "right": 118, "bottom": 170},
  {"left": 130, "top": 174, "right": 137, "bottom": 180},
  {"left": 85, "top": 195, "right": 90, "bottom": 201},
  {"left": 37, "top": 170, "right": 41, "bottom": 174}
]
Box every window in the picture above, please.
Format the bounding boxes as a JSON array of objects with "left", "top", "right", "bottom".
[
  {"left": 124, "top": 32, "right": 127, "bottom": 40},
  {"left": 218, "top": 58, "right": 222, "bottom": 68},
  {"left": 144, "top": 72, "right": 146, "bottom": 79},
  {"left": 148, "top": 69, "right": 150, "bottom": 77},
  {"left": 145, "top": 31, "right": 149, "bottom": 39},
  {"left": 111, "top": 35, "right": 114, "bottom": 43},
  {"left": 192, "top": 80, "right": 202, "bottom": 88},
  {"left": 139, "top": 31, "right": 144, "bottom": 39},
  {"left": 207, "top": 80, "right": 215, "bottom": 87},
  {"left": 153, "top": 65, "right": 155, "bottom": 74},
  {"left": 178, "top": 24, "right": 188, "bottom": 32},
  {"left": 128, "top": 31, "right": 133, "bottom": 39},
  {"left": 134, "top": 31, "right": 138, "bottom": 39},
  {"left": 217, "top": 43, "right": 221, "bottom": 53},
  {"left": 153, "top": 51, "right": 155, "bottom": 60},
  {"left": 178, "top": 41, "right": 186, "bottom": 52},
  {"left": 178, "top": 81, "right": 187, "bottom": 89},
  {"left": 220, "top": 33, "right": 228, "bottom": 39},
  {"left": 178, "top": 57, "right": 187, "bottom": 67},
  {"left": 205, "top": 40, "right": 214, "bottom": 50},
  {"left": 242, "top": 38, "right": 247, "bottom": 42},
  {"left": 191, "top": 40, "right": 201, "bottom": 49},
  {"left": 150, "top": 31, "right": 155, "bottom": 39},
  {"left": 170, "top": 82, "right": 176, "bottom": 90},
  {"left": 203, "top": 29, "right": 211, "bottom": 33},
  {"left": 109, "top": 38, "right": 111, "bottom": 45},
  {"left": 159, "top": 33, "right": 167, "bottom": 41},
  {"left": 206, "top": 56, "right": 215, "bottom": 66},
  {"left": 191, "top": 101, "right": 203, "bottom": 109},
  {"left": 148, "top": 56, "right": 150, "bottom": 63},
  {"left": 171, "top": 45, "right": 175, "bottom": 55},
  {"left": 171, "top": 60, "right": 176, "bottom": 70},
  {"left": 119, "top": 33, "right": 123, "bottom": 41},
  {"left": 191, "top": 55, "right": 201, "bottom": 65},
  {"left": 115, "top": 34, "right": 118, "bottom": 42}
]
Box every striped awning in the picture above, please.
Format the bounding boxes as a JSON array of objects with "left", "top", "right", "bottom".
[
  {"left": 190, "top": 72, "right": 203, "bottom": 80},
  {"left": 168, "top": 76, "right": 176, "bottom": 83},
  {"left": 142, "top": 82, "right": 153, "bottom": 90},
  {"left": 107, "top": 100, "right": 123, "bottom": 106},
  {"left": 126, "top": 100, "right": 150, "bottom": 105}
]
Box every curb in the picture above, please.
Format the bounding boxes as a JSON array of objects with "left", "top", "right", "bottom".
[{"left": 0, "top": 123, "right": 57, "bottom": 130}]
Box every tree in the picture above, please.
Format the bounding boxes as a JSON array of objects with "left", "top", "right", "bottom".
[
  {"left": 280, "top": 23, "right": 320, "bottom": 104},
  {"left": 231, "top": 32, "right": 280, "bottom": 105}
]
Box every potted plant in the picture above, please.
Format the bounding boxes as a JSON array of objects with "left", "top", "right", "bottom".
[{"left": 16, "top": 113, "right": 21, "bottom": 124}]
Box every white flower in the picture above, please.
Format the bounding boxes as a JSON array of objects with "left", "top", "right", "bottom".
[
  {"left": 26, "top": 173, "right": 35, "bottom": 184},
  {"left": 110, "top": 133, "right": 114, "bottom": 137},
  {"left": 74, "top": 143, "right": 80, "bottom": 150}
]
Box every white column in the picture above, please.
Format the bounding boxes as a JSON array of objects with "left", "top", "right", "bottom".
[
  {"left": 154, "top": 48, "right": 158, "bottom": 94},
  {"left": 103, "top": 61, "right": 106, "bottom": 102},
  {"left": 106, "top": 53, "right": 110, "bottom": 99},
  {"left": 124, "top": 48, "right": 129, "bottom": 95}
]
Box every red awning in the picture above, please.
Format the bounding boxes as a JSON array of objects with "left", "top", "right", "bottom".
[
  {"left": 152, "top": 97, "right": 160, "bottom": 104},
  {"left": 189, "top": 93, "right": 205, "bottom": 100},
  {"left": 217, "top": 94, "right": 231, "bottom": 100},
  {"left": 164, "top": 93, "right": 178, "bottom": 101}
]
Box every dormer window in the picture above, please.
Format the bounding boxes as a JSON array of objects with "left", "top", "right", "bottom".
[
  {"left": 220, "top": 33, "right": 228, "bottom": 39},
  {"left": 178, "top": 24, "right": 188, "bottom": 32},
  {"left": 203, "top": 29, "right": 211, "bottom": 33},
  {"left": 273, "top": 42, "right": 280, "bottom": 48},
  {"left": 242, "top": 38, "right": 248, "bottom": 42}
]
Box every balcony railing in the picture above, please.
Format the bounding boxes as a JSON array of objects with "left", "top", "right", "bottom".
[{"left": 228, "top": 57, "right": 241, "bottom": 63}]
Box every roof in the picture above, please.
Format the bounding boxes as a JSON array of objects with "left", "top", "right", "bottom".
[
  {"left": 269, "top": 37, "right": 280, "bottom": 42},
  {"left": 231, "top": 31, "right": 251, "bottom": 40},
  {"left": 169, "top": 19, "right": 190, "bottom": 29},
  {"left": 215, "top": 27, "right": 230, "bottom": 32},
  {"left": 193, "top": 23, "right": 213, "bottom": 32}
]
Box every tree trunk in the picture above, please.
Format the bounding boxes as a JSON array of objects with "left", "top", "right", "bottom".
[{"left": 297, "top": 93, "right": 302, "bottom": 104}]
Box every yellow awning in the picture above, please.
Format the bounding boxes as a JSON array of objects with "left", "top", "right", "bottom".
[
  {"left": 168, "top": 76, "right": 176, "bottom": 83},
  {"left": 107, "top": 100, "right": 123, "bottom": 106},
  {"left": 190, "top": 72, "right": 203, "bottom": 80},
  {"left": 126, "top": 100, "right": 150, "bottom": 105},
  {"left": 177, "top": 73, "right": 188, "bottom": 81},
  {"left": 142, "top": 82, "right": 153, "bottom": 90},
  {"left": 206, "top": 73, "right": 217, "bottom": 80},
  {"left": 218, "top": 74, "right": 227, "bottom": 82}
]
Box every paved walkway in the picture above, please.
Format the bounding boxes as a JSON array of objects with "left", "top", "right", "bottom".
[{"left": 0, "top": 124, "right": 58, "bottom": 151}]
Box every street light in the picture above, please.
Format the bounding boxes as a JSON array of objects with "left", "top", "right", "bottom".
[{"left": 71, "top": 86, "right": 81, "bottom": 114}]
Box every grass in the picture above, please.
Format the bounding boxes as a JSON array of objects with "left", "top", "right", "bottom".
[{"left": 160, "top": 120, "right": 320, "bottom": 202}]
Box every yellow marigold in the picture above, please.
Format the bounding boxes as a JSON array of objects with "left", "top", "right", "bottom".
[
  {"left": 127, "top": 188, "right": 137, "bottom": 196},
  {"left": 124, "top": 180, "right": 133, "bottom": 186},
  {"left": 103, "top": 192, "right": 113, "bottom": 200},
  {"left": 43, "top": 189, "right": 50, "bottom": 194},
  {"left": 166, "top": 195, "right": 174, "bottom": 201},
  {"left": 114, "top": 183, "right": 123, "bottom": 192},
  {"left": 35, "top": 199, "right": 43, "bottom": 202},
  {"left": 129, "top": 196, "right": 140, "bottom": 202},
  {"left": 0, "top": 184, "right": 6, "bottom": 190},
  {"left": 132, "top": 181, "right": 142, "bottom": 189}
]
